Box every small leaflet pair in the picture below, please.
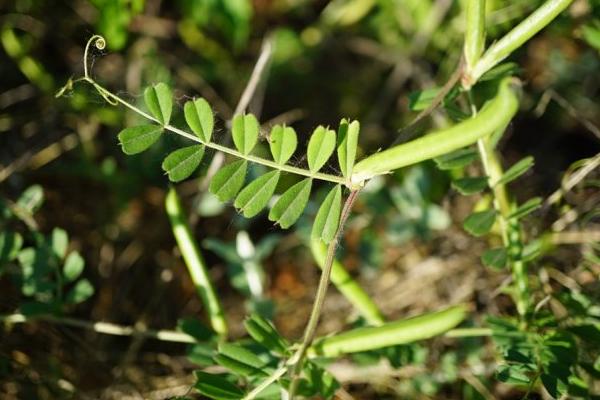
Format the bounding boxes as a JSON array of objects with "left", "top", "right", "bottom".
[{"left": 117, "top": 83, "right": 360, "bottom": 243}]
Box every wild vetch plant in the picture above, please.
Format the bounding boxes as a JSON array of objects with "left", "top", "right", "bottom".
[{"left": 47, "top": 0, "right": 600, "bottom": 397}]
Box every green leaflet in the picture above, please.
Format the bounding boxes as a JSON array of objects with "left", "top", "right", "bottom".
[
  {"left": 497, "top": 156, "right": 534, "bottom": 185},
  {"left": 232, "top": 114, "right": 259, "bottom": 155},
  {"left": 508, "top": 197, "right": 542, "bottom": 220},
  {"left": 337, "top": 119, "right": 359, "bottom": 179},
  {"left": 307, "top": 126, "right": 336, "bottom": 173},
  {"left": 312, "top": 185, "right": 342, "bottom": 243},
  {"left": 144, "top": 82, "right": 172, "bottom": 125},
  {"left": 244, "top": 315, "right": 288, "bottom": 355},
  {"left": 463, "top": 209, "right": 497, "bottom": 236},
  {"left": 118, "top": 124, "right": 162, "bottom": 155},
  {"left": 269, "top": 125, "right": 297, "bottom": 165},
  {"left": 434, "top": 148, "right": 479, "bottom": 170},
  {"left": 63, "top": 251, "right": 84, "bottom": 282},
  {"left": 234, "top": 170, "right": 280, "bottom": 218},
  {"left": 482, "top": 247, "right": 508, "bottom": 269},
  {"left": 161, "top": 145, "right": 205, "bottom": 182},
  {"left": 215, "top": 343, "right": 268, "bottom": 377},
  {"left": 269, "top": 178, "right": 312, "bottom": 228},
  {"left": 184, "top": 98, "right": 214, "bottom": 142},
  {"left": 194, "top": 371, "right": 244, "bottom": 400},
  {"left": 451, "top": 176, "right": 488, "bottom": 195},
  {"left": 209, "top": 160, "right": 248, "bottom": 201}
]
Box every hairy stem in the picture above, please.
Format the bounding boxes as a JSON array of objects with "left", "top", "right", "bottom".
[{"left": 288, "top": 189, "right": 360, "bottom": 399}]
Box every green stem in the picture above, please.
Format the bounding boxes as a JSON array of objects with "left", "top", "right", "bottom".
[
  {"left": 288, "top": 189, "right": 360, "bottom": 399},
  {"left": 466, "top": 0, "right": 574, "bottom": 86},
  {"left": 464, "top": 0, "right": 486, "bottom": 71},
  {"left": 309, "top": 239, "right": 384, "bottom": 326},
  {"left": 242, "top": 364, "right": 288, "bottom": 400},
  {"left": 165, "top": 187, "right": 228, "bottom": 337}
]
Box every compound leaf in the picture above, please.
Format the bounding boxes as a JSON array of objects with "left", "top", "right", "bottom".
[
  {"left": 194, "top": 371, "right": 244, "bottom": 400},
  {"left": 269, "top": 125, "right": 297, "bottom": 165},
  {"left": 312, "top": 185, "right": 342, "bottom": 243},
  {"left": 307, "top": 126, "right": 336, "bottom": 173},
  {"left": 232, "top": 114, "right": 259, "bottom": 155},
  {"left": 337, "top": 119, "right": 359, "bottom": 179},
  {"left": 269, "top": 179, "right": 312, "bottom": 228},
  {"left": 118, "top": 125, "right": 162, "bottom": 155},
  {"left": 234, "top": 170, "right": 280, "bottom": 217},
  {"left": 452, "top": 176, "right": 489, "bottom": 195},
  {"left": 184, "top": 98, "right": 214, "bottom": 142},
  {"left": 144, "top": 82, "right": 172, "bottom": 125},
  {"left": 209, "top": 160, "right": 247, "bottom": 201},
  {"left": 463, "top": 209, "right": 497, "bottom": 236},
  {"left": 497, "top": 156, "right": 534, "bottom": 185},
  {"left": 162, "top": 145, "right": 205, "bottom": 182}
]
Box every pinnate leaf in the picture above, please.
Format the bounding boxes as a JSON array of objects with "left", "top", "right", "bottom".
[
  {"left": 234, "top": 170, "right": 280, "bottom": 217},
  {"left": 194, "top": 371, "right": 244, "bottom": 400},
  {"left": 452, "top": 176, "right": 488, "bottom": 195},
  {"left": 232, "top": 114, "right": 259, "bottom": 155},
  {"left": 463, "top": 209, "right": 497, "bottom": 236},
  {"left": 497, "top": 156, "right": 534, "bottom": 185},
  {"left": 269, "top": 125, "right": 297, "bottom": 164},
  {"left": 337, "top": 119, "right": 359, "bottom": 179},
  {"left": 209, "top": 160, "right": 247, "bottom": 201},
  {"left": 184, "top": 98, "right": 213, "bottom": 142},
  {"left": 269, "top": 179, "right": 312, "bottom": 228},
  {"left": 144, "top": 82, "right": 172, "bottom": 125},
  {"left": 162, "top": 145, "right": 205, "bottom": 182},
  {"left": 118, "top": 125, "right": 162, "bottom": 155},
  {"left": 307, "top": 126, "right": 336, "bottom": 173},
  {"left": 312, "top": 185, "right": 342, "bottom": 243}
]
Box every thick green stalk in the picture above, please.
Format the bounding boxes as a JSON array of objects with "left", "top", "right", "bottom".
[
  {"left": 165, "top": 188, "right": 228, "bottom": 337},
  {"left": 310, "top": 239, "right": 384, "bottom": 326},
  {"left": 466, "top": 0, "right": 573, "bottom": 86},
  {"left": 308, "top": 305, "right": 468, "bottom": 357},
  {"left": 352, "top": 78, "right": 520, "bottom": 183},
  {"left": 464, "top": 0, "right": 486, "bottom": 71},
  {"left": 477, "top": 138, "right": 529, "bottom": 318}
]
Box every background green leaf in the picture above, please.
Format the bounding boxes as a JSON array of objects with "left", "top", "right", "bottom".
[{"left": 63, "top": 251, "right": 85, "bottom": 282}]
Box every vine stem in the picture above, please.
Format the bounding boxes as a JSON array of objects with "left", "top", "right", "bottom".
[{"left": 287, "top": 189, "right": 361, "bottom": 399}]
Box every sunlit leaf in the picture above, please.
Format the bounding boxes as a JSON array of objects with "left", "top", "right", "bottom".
[
  {"left": 51, "top": 228, "right": 68, "bottom": 259},
  {"left": 232, "top": 114, "right": 259, "bottom": 155},
  {"left": 209, "top": 160, "right": 247, "bottom": 201},
  {"left": 118, "top": 125, "right": 162, "bottom": 155},
  {"left": 434, "top": 148, "right": 479, "bottom": 170},
  {"left": 452, "top": 176, "right": 488, "bottom": 195},
  {"left": 312, "top": 185, "right": 342, "bottom": 243},
  {"left": 269, "top": 178, "right": 312, "bottom": 228},
  {"left": 194, "top": 371, "right": 244, "bottom": 400},
  {"left": 17, "top": 185, "right": 44, "bottom": 214},
  {"left": 337, "top": 119, "right": 359, "bottom": 179},
  {"left": 508, "top": 197, "right": 542, "bottom": 220},
  {"left": 244, "top": 315, "right": 288, "bottom": 355},
  {"left": 269, "top": 125, "right": 297, "bottom": 165},
  {"left": 497, "top": 156, "right": 534, "bottom": 185},
  {"left": 184, "top": 98, "right": 214, "bottom": 142},
  {"left": 65, "top": 278, "right": 94, "bottom": 304},
  {"left": 307, "top": 126, "right": 336, "bottom": 173},
  {"left": 215, "top": 343, "right": 268, "bottom": 376},
  {"left": 162, "top": 145, "right": 205, "bottom": 182},
  {"left": 482, "top": 247, "right": 507, "bottom": 269},
  {"left": 144, "top": 82, "right": 172, "bottom": 125},
  {"left": 63, "top": 251, "right": 85, "bottom": 282},
  {"left": 463, "top": 209, "right": 497, "bottom": 236},
  {"left": 234, "top": 170, "right": 280, "bottom": 217}
]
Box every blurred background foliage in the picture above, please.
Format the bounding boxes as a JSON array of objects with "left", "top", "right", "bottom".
[{"left": 1, "top": 0, "right": 599, "bottom": 398}]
